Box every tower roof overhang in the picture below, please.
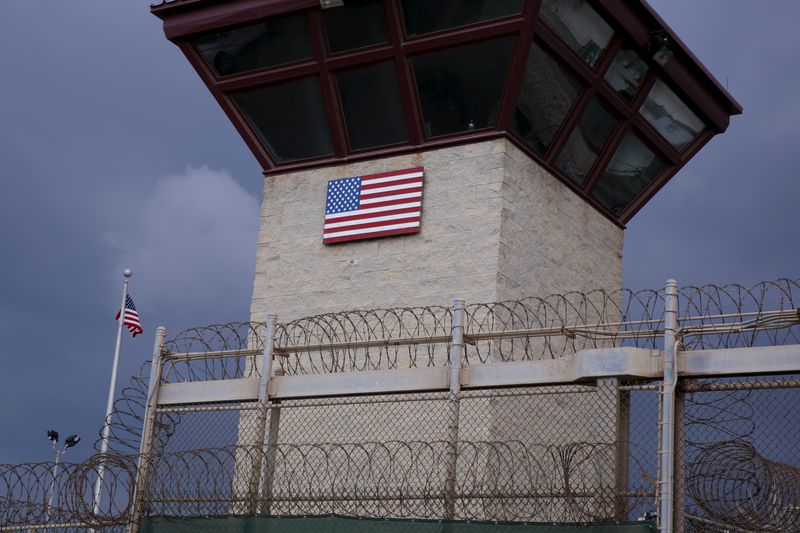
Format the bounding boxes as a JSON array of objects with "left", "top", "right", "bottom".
[{"left": 152, "top": 0, "right": 741, "bottom": 225}]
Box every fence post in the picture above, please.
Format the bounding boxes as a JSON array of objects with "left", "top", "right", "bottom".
[
  {"left": 603, "top": 377, "right": 630, "bottom": 519},
  {"left": 444, "top": 297, "right": 465, "bottom": 520},
  {"left": 673, "top": 387, "right": 686, "bottom": 533},
  {"left": 248, "top": 313, "right": 277, "bottom": 515},
  {"left": 261, "top": 368, "right": 283, "bottom": 515},
  {"left": 658, "top": 280, "right": 679, "bottom": 533},
  {"left": 127, "top": 326, "right": 167, "bottom": 533}
]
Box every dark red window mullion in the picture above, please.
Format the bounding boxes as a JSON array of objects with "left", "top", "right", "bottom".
[
  {"left": 385, "top": 0, "right": 424, "bottom": 145},
  {"left": 178, "top": 40, "right": 276, "bottom": 170},
  {"left": 539, "top": 25, "right": 622, "bottom": 164},
  {"left": 595, "top": 78, "right": 638, "bottom": 122},
  {"left": 495, "top": 0, "right": 541, "bottom": 132},
  {"left": 617, "top": 128, "right": 714, "bottom": 222},
  {"left": 504, "top": 131, "right": 624, "bottom": 227},
  {"left": 629, "top": 67, "right": 658, "bottom": 114},
  {"left": 401, "top": 18, "right": 524, "bottom": 55},
  {"left": 534, "top": 23, "right": 601, "bottom": 88},
  {"left": 628, "top": 72, "right": 682, "bottom": 167},
  {"left": 308, "top": 9, "right": 347, "bottom": 158},
  {"left": 544, "top": 87, "right": 595, "bottom": 164},
  {"left": 538, "top": 27, "right": 625, "bottom": 161},
  {"left": 582, "top": 121, "right": 632, "bottom": 195},
  {"left": 217, "top": 61, "right": 319, "bottom": 93},
  {"left": 324, "top": 46, "right": 394, "bottom": 70},
  {"left": 595, "top": 33, "right": 624, "bottom": 77},
  {"left": 617, "top": 165, "right": 678, "bottom": 224}
]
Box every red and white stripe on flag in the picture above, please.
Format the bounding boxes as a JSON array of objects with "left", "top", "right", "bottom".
[
  {"left": 115, "top": 294, "right": 143, "bottom": 337},
  {"left": 323, "top": 167, "right": 424, "bottom": 244}
]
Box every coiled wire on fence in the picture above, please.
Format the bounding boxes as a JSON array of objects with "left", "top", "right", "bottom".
[
  {"left": 1, "top": 439, "right": 655, "bottom": 528},
  {"left": 140, "top": 440, "right": 655, "bottom": 523},
  {"left": 687, "top": 441, "right": 800, "bottom": 532},
  {"left": 1, "top": 278, "right": 798, "bottom": 531},
  {"left": 154, "top": 278, "right": 799, "bottom": 382},
  {"left": 0, "top": 452, "right": 136, "bottom": 529}
]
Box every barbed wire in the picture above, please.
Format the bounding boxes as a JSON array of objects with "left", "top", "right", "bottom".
[
  {"left": 687, "top": 441, "right": 800, "bottom": 532},
  {"left": 158, "top": 278, "right": 799, "bottom": 382},
  {"left": 1, "top": 439, "right": 655, "bottom": 528},
  {"left": 0, "top": 453, "right": 136, "bottom": 529},
  {"left": 3, "top": 278, "right": 796, "bottom": 531}
]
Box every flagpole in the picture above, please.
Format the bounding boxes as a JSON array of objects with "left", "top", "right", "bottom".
[{"left": 93, "top": 268, "right": 132, "bottom": 517}]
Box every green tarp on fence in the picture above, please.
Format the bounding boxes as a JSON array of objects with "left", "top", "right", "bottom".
[{"left": 140, "top": 515, "right": 656, "bottom": 533}]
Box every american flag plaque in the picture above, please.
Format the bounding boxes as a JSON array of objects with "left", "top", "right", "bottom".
[{"left": 323, "top": 167, "right": 424, "bottom": 244}]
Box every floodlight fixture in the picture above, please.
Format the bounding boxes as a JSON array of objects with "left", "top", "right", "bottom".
[{"left": 44, "top": 429, "right": 80, "bottom": 523}]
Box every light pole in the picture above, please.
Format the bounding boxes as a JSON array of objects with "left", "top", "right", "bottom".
[{"left": 44, "top": 430, "right": 80, "bottom": 527}]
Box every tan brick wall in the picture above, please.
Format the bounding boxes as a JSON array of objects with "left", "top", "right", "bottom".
[
  {"left": 497, "top": 142, "right": 623, "bottom": 301},
  {"left": 250, "top": 139, "right": 622, "bottom": 323}
]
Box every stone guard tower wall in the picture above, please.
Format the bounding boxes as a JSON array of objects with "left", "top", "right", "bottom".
[{"left": 251, "top": 138, "right": 622, "bottom": 321}]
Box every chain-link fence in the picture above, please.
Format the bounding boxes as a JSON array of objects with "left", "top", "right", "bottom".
[
  {"left": 678, "top": 375, "right": 800, "bottom": 533},
  {"left": 1, "top": 278, "right": 798, "bottom": 532},
  {"left": 140, "top": 382, "right": 660, "bottom": 524}
]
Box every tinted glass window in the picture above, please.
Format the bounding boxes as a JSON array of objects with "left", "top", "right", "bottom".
[
  {"left": 539, "top": 0, "right": 613, "bottom": 68},
  {"left": 640, "top": 79, "right": 705, "bottom": 151},
  {"left": 195, "top": 13, "right": 312, "bottom": 77},
  {"left": 512, "top": 43, "right": 582, "bottom": 156},
  {"left": 592, "top": 132, "right": 665, "bottom": 214},
  {"left": 324, "top": 0, "right": 389, "bottom": 53},
  {"left": 555, "top": 97, "right": 617, "bottom": 185},
  {"left": 338, "top": 62, "right": 408, "bottom": 150},
  {"left": 403, "top": 0, "right": 523, "bottom": 36},
  {"left": 604, "top": 46, "right": 648, "bottom": 102},
  {"left": 413, "top": 37, "right": 515, "bottom": 137},
  {"left": 232, "top": 77, "right": 334, "bottom": 162}
]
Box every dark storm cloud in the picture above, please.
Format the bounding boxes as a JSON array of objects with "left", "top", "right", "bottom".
[
  {"left": 0, "top": 0, "right": 797, "bottom": 466},
  {"left": 0, "top": 1, "right": 261, "bottom": 464}
]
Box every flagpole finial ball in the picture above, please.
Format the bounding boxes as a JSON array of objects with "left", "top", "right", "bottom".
[{"left": 123, "top": 269, "right": 133, "bottom": 278}]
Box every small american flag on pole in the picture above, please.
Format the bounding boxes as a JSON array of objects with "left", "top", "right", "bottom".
[
  {"left": 115, "top": 295, "right": 143, "bottom": 337},
  {"left": 323, "top": 167, "right": 424, "bottom": 244}
]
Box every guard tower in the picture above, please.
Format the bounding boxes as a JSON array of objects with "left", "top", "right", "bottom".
[
  {"left": 152, "top": 0, "right": 740, "bottom": 320},
  {"left": 147, "top": 1, "right": 742, "bottom": 526}
]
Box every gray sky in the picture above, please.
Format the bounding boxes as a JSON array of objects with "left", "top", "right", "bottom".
[{"left": 0, "top": 1, "right": 797, "bottom": 465}]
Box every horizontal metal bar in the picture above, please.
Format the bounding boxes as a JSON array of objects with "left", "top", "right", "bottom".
[
  {"left": 466, "top": 348, "right": 661, "bottom": 389},
  {"left": 678, "top": 308, "right": 798, "bottom": 325},
  {"left": 163, "top": 348, "right": 261, "bottom": 360},
  {"left": 685, "top": 513, "right": 758, "bottom": 533},
  {"left": 682, "top": 378, "right": 800, "bottom": 392},
  {"left": 274, "top": 335, "right": 453, "bottom": 354},
  {"left": 157, "top": 402, "right": 259, "bottom": 413},
  {"left": 0, "top": 524, "right": 92, "bottom": 532},
  {"left": 158, "top": 378, "right": 260, "bottom": 405},
  {"left": 680, "top": 309, "right": 798, "bottom": 336},
  {"left": 146, "top": 489, "right": 646, "bottom": 505},
  {"left": 619, "top": 384, "right": 660, "bottom": 391},
  {"left": 150, "top": 344, "right": 800, "bottom": 406},
  {"left": 274, "top": 391, "right": 450, "bottom": 408},
  {"left": 465, "top": 328, "right": 661, "bottom": 342},
  {"left": 272, "top": 367, "right": 450, "bottom": 399},
  {"left": 680, "top": 344, "right": 800, "bottom": 377}
]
